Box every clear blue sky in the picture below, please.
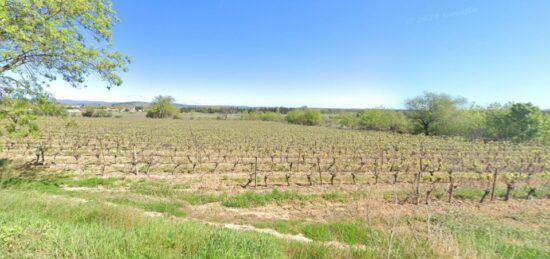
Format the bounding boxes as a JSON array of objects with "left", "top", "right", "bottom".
[{"left": 50, "top": 0, "right": 550, "bottom": 109}]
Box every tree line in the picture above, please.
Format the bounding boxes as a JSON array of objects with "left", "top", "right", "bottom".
[
  {"left": 337, "top": 93, "right": 550, "bottom": 143},
  {"left": 183, "top": 92, "right": 549, "bottom": 143}
]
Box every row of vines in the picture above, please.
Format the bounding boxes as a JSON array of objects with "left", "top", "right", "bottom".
[{"left": 1, "top": 118, "right": 548, "bottom": 203}]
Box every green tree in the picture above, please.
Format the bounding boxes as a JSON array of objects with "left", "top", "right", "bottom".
[
  {"left": 337, "top": 113, "right": 359, "bottom": 129},
  {"left": 82, "top": 106, "right": 112, "bottom": 118},
  {"left": 485, "top": 103, "right": 510, "bottom": 139},
  {"left": 32, "top": 95, "right": 67, "bottom": 117},
  {"left": 540, "top": 113, "right": 550, "bottom": 144},
  {"left": 0, "top": 0, "right": 129, "bottom": 137},
  {"left": 507, "top": 103, "right": 542, "bottom": 141},
  {"left": 286, "top": 108, "right": 323, "bottom": 126},
  {"left": 356, "top": 109, "right": 410, "bottom": 133},
  {"left": 452, "top": 107, "right": 487, "bottom": 139},
  {"left": 240, "top": 111, "right": 282, "bottom": 122},
  {"left": 405, "top": 92, "right": 466, "bottom": 135},
  {"left": 0, "top": 98, "right": 38, "bottom": 138},
  {"left": 1, "top": 0, "right": 130, "bottom": 92},
  {"left": 486, "top": 103, "right": 543, "bottom": 141},
  {"left": 146, "top": 96, "right": 179, "bottom": 119}
]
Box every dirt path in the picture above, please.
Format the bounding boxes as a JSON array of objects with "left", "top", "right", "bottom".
[
  {"left": 51, "top": 192, "right": 366, "bottom": 251},
  {"left": 214, "top": 222, "right": 367, "bottom": 251}
]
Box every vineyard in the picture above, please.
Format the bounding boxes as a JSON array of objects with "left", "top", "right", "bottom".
[
  {"left": 3, "top": 118, "right": 549, "bottom": 202},
  {"left": 1, "top": 117, "right": 549, "bottom": 258}
]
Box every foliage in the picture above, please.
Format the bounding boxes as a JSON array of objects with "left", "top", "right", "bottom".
[
  {"left": 82, "top": 107, "right": 112, "bottom": 118},
  {"left": 222, "top": 189, "right": 310, "bottom": 208},
  {"left": 240, "top": 111, "right": 282, "bottom": 122},
  {"left": 485, "top": 103, "right": 544, "bottom": 141},
  {"left": 0, "top": 0, "right": 130, "bottom": 92},
  {"left": 146, "top": 96, "right": 179, "bottom": 119},
  {"left": 31, "top": 95, "right": 67, "bottom": 117},
  {"left": 540, "top": 114, "right": 550, "bottom": 144},
  {"left": 0, "top": 0, "right": 128, "bottom": 138},
  {"left": 401, "top": 98, "right": 547, "bottom": 142},
  {"left": 446, "top": 107, "right": 487, "bottom": 139},
  {"left": 405, "top": 92, "right": 466, "bottom": 135},
  {"left": 0, "top": 98, "right": 38, "bottom": 139},
  {"left": 356, "top": 109, "right": 410, "bottom": 133},
  {"left": 337, "top": 113, "right": 359, "bottom": 129},
  {"left": 286, "top": 108, "right": 323, "bottom": 126},
  {"left": 0, "top": 190, "right": 345, "bottom": 259},
  {"left": 0, "top": 94, "right": 66, "bottom": 138}
]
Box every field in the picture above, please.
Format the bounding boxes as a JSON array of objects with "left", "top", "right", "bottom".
[{"left": 1, "top": 117, "right": 549, "bottom": 258}]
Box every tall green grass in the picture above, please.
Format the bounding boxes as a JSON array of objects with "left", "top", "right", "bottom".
[
  {"left": 432, "top": 211, "right": 550, "bottom": 258},
  {"left": 222, "top": 189, "right": 312, "bottom": 208},
  {"left": 0, "top": 190, "right": 363, "bottom": 258}
]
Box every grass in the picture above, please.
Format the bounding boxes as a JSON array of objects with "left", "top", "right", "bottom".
[
  {"left": 129, "top": 179, "right": 176, "bottom": 197},
  {"left": 252, "top": 219, "right": 431, "bottom": 257},
  {"left": 0, "top": 190, "right": 362, "bottom": 259},
  {"left": 253, "top": 220, "right": 383, "bottom": 245},
  {"left": 108, "top": 197, "right": 187, "bottom": 217},
  {"left": 0, "top": 174, "right": 66, "bottom": 194},
  {"left": 178, "top": 191, "right": 227, "bottom": 205},
  {"left": 321, "top": 191, "right": 351, "bottom": 202},
  {"left": 67, "top": 177, "right": 125, "bottom": 188},
  {"left": 222, "top": 189, "right": 312, "bottom": 208},
  {"left": 1, "top": 170, "right": 548, "bottom": 258},
  {"left": 432, "top": 211, "right": 550, "bottom": 258}
]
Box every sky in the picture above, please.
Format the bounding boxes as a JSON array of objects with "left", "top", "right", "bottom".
[{"left": 49, "top": 0, "right": 550, "bottom": 109}]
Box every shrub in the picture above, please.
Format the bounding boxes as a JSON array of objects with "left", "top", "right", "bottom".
[
  {"left": 286, "top": 109, "right": 323, "bottom": 126},
  {"left": 82, "top": 107, "right": 113, "bottom": 118},
  {"left": 357, "top": 109, "right": 409, "bottom": 133},
  {"left": 240, "top": 111, "right": 282, "bottom": 122},
  {"left": 146, "top": 96, "right": 179, "bottom": 119}
]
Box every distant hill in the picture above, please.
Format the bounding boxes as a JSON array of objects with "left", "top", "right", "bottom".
[
  {"left": 55, "top": 99, "right": 369, "bottom": 112},
  {"left": 55, "top": 99, "right": 251, "bottom": 109},
  {"left": 56, "top": 99, "right": 150, "bottom": 107}
]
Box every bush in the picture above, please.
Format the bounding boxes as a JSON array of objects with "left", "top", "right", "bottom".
[
  {"left": 337, "top": 113, "right": 359, "bottom": 129},
  {"left": 82, "top": 107, "right": 113, "bottom": 118},
  {"left": 357, "top": 109, "right": 409, "bottom": 133},
  {"left": 240, "top": 111, "right": 282, "bottom": 122},
  {"left": 146, "top": 96, "right": 179, "bottom": 119},
  {"left": 286, "top": 109, "right": 323, "bottom": 126}
]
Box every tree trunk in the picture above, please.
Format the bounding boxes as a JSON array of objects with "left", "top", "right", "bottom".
[{"left": 423, "top": 122, "right": 430, "bottom": 136}]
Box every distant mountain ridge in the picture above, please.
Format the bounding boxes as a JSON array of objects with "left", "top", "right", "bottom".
[
  {"left": 57, "top": 99, "right": 152, "bottom": 107},
  {"left": 55, "top": 99, "right": 263, "bottom": 109},
  {"left": 55, "top": 99, "right": 366, "bottom": 112}
]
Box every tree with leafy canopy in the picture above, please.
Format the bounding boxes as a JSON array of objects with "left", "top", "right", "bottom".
[
  {"left": 486, "top": 102, "right": 544, "bottom": 141},
  {"left": 405, "top": 92, "right": 466, "bottom": 136},
  {"left": 146, "top": 96, "right": 179, "bottom": 119},
  {"left": 0, "top": 0, "right": 129, "bottom": 137}
]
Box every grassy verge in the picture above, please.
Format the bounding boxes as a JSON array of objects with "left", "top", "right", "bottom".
[
  {"left": 1, "top": 172, "right": 548, "bottom": 258},
  {"left": 0, "top": 190, "right": 363, "bottom": 259},
  {"left": 432, "top": 211, "right": 550, "bottom": 258}
]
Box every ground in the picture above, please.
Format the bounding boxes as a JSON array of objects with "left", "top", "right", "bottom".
[{"left": 0, "top": 118, "right": 549, "bottom": 258}]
